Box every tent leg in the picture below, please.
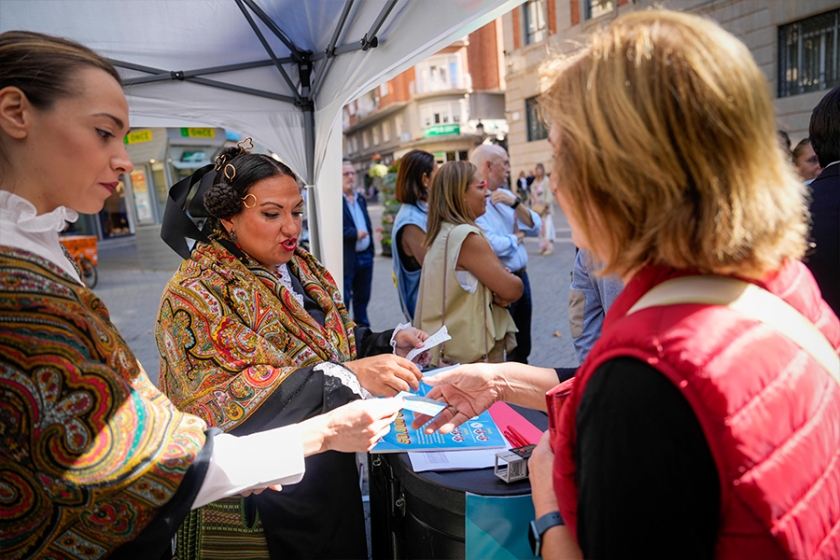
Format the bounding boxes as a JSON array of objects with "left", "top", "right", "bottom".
[{"left": 304, "top": 107, "right": 322, "bottom": 261}]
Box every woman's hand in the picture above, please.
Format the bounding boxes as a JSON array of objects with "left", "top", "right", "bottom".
[
  {"left": 345, "top": 354, "right": 423, "bottom": 395},
  {"left": 410, "top": 363, "right": 504, "bottom": 433},
  {"left": 529, "top": 430, "right": 583, "bottom": 560},
  {"left": 392, "top": 327, "right": 431, "bottom": 367},
  {"left": 303, "top": 398, "right": 402, "bottom": 454},
  {"left": 529, "top": 430, "right": 559, "bottom": 516}
]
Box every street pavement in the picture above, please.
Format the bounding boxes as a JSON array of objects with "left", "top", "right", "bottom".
[{"left": 93, "top": 200, "right": 580, "bottom": 384}]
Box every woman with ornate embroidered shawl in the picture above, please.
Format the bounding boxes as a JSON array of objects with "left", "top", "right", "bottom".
[
  {"left": 156, "top": 146, "right": 429, "bottom": 559},
  {"left": 0, "top": 31, "right": 402, "bottom": 560}
]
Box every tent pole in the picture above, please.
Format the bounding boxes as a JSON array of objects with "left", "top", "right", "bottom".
[
  {"left": 303, "top": 106, "right": 321, "bottom": 260},
  {"left": 234, "top": 0, "right": 301, "bottom": 102},
  {"left": 240, "top": 0, "right": 304, "bottom": 61},
  {"left": 312, "top": 0, "right": 357, "bottom": 101},
  {"left": 362, "top": 0, "right": 399, "bottom": 49}
]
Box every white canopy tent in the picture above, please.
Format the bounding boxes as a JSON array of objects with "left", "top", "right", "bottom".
[{"left": 1, "top": 0, "right": 522, "bottom": 280}]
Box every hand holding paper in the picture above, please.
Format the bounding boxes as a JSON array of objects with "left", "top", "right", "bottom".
[{"left": 406, "top": 325, "right": 451, "bottom": 362}]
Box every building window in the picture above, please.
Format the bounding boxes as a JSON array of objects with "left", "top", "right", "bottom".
[
  {"left": 416, "top": 54, "right": 464, "bottom": 94},
  {"left": 779, "top": 9, "right": 840, "bottom": 98},
  {"left": 372, "top": 126, "right": 380, "bottom": 145},
  {"left": 585, "top": 0, "right": 614, "bottom": 20},
  {"left": 524, "top": 0, "right": 547, "bottom": 45},
  {"left": 362, "top": 130, "right": 370, "bottom": 149},
  {"left": 526, "top": 96, "right": 548, "bottom": 142},
  {"left": 382, "top": 120, "right": 391, "bottom": 142}
]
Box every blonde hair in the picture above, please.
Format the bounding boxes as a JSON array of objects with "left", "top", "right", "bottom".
[
  {"left": 540, "top": 10, "right": 808, "bottom": 278},
  {"left": 424, "top": 161, "right": 479, "bottom": 247}
]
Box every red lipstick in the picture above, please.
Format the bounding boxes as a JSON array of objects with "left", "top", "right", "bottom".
[
  {"left": 100, "top": 182, "right": 119, "bottom": 195},
  {"left": 281, "top": 238, "right": 298, "bottom": 251}
]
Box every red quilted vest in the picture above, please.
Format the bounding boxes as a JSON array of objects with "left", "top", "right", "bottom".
[{"left": 551, "top": 263, "right": 840, "bottom": 559}]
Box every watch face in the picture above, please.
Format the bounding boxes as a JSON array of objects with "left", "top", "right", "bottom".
[{"left": 528, "top": 519, "right": 541, "bottom": 557}]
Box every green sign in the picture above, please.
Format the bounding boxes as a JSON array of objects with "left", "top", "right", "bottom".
[
  {"left": 423, "top": 124, "right": 460, "bottom": 138},
  {"left": 180, "top": 127, "right": 215, "bottom": 139},
  {"left": 124, "top": 129, "right": 153, "bottom": 144}
]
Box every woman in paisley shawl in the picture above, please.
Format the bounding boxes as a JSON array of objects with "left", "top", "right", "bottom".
[
  {"left": 0, "top": 30, "right": 404, "bottom": 560},
  {"left": 155, "top": 144, "right": 431, "bottom": 559}
]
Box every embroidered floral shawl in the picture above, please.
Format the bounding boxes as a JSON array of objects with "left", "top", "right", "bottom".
[
  {"left": 157, "top": 240, "right": 357, "bottom": 431},
  {"left": 0, "top": 247, "right": 207, "bottom": 559}
]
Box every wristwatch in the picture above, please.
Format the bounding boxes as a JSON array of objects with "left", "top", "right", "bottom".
[
  {"left": 528, "top": 511, "right": 564, "bottom": 557},
  {"left": 511, "top": 198, "right": 521, "bottom": 209}
]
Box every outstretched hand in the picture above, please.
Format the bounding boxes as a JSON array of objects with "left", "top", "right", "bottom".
[
  {"left": 410, "top": 363, "right": 503, "bottom": 434},
  {"left": 322, "top": 397, "right": 403, "bottom": 453},
  {"left": 345, "top": 354, "right": 423, "bottom": 395}
]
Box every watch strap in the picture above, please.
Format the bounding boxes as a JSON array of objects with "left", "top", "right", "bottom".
[
  {"left": 511, "top": 198, "right": 521, "bottom": 209},
  {"left": 529, "top": 511, "right": 564, "bottom": 556},
  {"left": 534, "top": 511, "right": 564, "bottom": 535}
]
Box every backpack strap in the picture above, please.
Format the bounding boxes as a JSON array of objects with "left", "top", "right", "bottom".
[{"left": 627, "top": 275, "right": 840, "bottom": 383}]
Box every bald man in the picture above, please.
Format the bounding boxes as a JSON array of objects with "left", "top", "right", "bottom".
[{"left": 471, "top": 145, "right": 541, "bottom": 363}]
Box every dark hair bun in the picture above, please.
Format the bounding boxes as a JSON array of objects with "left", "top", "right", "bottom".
[{"left": 204, "top": 181, "right": 241, "bottom": 219}]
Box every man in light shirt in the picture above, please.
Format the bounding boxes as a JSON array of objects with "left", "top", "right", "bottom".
[
  {"left": 342, "top": 160, "right": 375, "bottom": 326},
  {"left": 471, "top": 145, "right": 541, "bottom": 363}
]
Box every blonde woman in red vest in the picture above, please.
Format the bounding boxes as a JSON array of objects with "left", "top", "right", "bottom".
[{"left": 413, "top": 10, "right": 840, "bottom": 560}]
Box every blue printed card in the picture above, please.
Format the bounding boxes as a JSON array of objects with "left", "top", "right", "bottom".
[{"left": 371, "top": 382, "right": 507, "bottom": 453}]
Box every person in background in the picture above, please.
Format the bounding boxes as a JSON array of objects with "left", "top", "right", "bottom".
[
  {"left": 471, "top": 144, "right": 541, "bottom": 363},
  {"left": 516, "top": 170, "right": 530, "bottom": 204},
  {"left": 530, "top": 162, "right": 554, "bottom": 255},
  {"left": 777, "top": 129, "right": 792, "bottom": 159},
  {"left": 414, "top": 11, "right": 840, "bottom": 560},
  {"left": 568, "top": 249, "right": 623, "bottom": 363},
  {"left": 392, "top": 149, "right": 435, "bottom": 321},
  {"left": 805, "top": 85, "right": 840, "bottom": 316},
  {"left": 342, "top": 160, "right": 375, "bottom": 327},
  {"left": 792, "top": 138, "right": 822, "bottom": 184},
  {"left": 157, "top": 147, "right": 430, "bottom": 559},
  {"left": 0, "top": 30, "right": 402, "bottom": 560},
  {"left": 414, "top": 161, "right": 522, "bottom": 365},
  {"left": 526, "top": 168, "right": 536, "bottom": 187}
]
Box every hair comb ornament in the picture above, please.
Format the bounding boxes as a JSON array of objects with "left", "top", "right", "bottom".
[
  {"left": 241, "top": 193, "right": 257, "bottom": 208},
  {"left": 237, "top": 137, "right": 254, "bottom": 153},
  {"left": 224, "top": 163, "right": 237, "bottom": 181}
]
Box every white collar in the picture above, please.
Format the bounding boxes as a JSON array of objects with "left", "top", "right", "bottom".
[
  {"left": 0, "top": 191, "right": 79, "bottom": 233},
  {"left": 0, "top": 191, "right": 82, "bottom": 284}
]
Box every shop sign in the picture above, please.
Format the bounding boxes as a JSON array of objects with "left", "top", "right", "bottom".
[
  {"left": 180, "top": 128, "right": 216, "bottom": 139},
  {"left": 124, "top": 129, "right": 153, "bottom": 145},
  {"left": 423, "top": 124, "right": 460, "bottom": 138}
]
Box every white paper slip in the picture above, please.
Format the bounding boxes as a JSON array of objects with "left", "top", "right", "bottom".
[
  {"left": 397, "top": 392, "right": 447, "bottom": 416},
  {"left": 409, "top": 449, "right": 501, "bottom": 472},
  {"left": 406, "top": 325, "right": 451, "bottom": 362}
]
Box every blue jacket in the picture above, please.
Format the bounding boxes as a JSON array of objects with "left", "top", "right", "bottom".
[
  {"left": 342, "top": 193, "right": 374, "bottom": 276},
  {"left": 568, "top": 249, "right": 624, "bottom": 363},
  {"left": 392, "top": 203, "right": 428, "bottom": 321}
]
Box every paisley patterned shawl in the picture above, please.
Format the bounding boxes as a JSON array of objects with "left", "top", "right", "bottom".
[
  {"left": 156, "top": 240, "right": 357, "bottom": 431},
  {"left": 0, "top": 247, "right": 207, "bottom": 560}
]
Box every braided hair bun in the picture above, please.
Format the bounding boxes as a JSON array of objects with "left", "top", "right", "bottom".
[
  {"left": 203, "top": 180, "right": 242, "bottom": 219},
  {"left": 203, "top": 147, "right": 247, "bottom": 219}
]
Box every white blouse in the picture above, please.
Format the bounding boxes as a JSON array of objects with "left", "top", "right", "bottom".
[
  {"left": 0, "top": 190, "right": 306, "bottom": 507},
  {"left": 0, "top": 190, "right": 82, "bottom": 283}
]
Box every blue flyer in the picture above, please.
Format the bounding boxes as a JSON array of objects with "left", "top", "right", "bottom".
[{"left": 371, "top": 382, "right": 507, "bottom": 453}]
